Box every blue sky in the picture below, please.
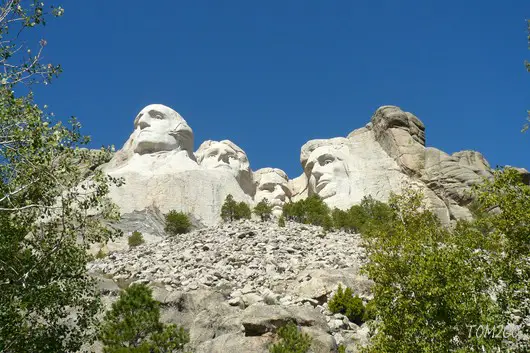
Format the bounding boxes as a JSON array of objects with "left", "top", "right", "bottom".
[{"left": 30, "top": 0, "right": 529, "bottom": 178}]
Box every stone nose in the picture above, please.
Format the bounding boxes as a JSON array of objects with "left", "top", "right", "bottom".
[
  {"left": 136, "top": 114, "right": 150, "bottom": 130},
  {"left": 272, "top": 186, "right": 285, "bottom": 200},
  {"left": 312, "top": 164, "right": 323, "bottom": 182}
]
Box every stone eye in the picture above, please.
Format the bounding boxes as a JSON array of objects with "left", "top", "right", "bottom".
[{"left": 324, "top": 159, "right": 333, "bottom": 165}]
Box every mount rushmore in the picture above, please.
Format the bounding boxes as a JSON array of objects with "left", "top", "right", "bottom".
[{"left": 100, "top": 103, "right": 521, "bottom": 228}]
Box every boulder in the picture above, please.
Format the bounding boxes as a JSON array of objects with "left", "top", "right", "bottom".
[
  {"left": 241, "top": 304, "right": 329, "bottom": 336},
  {"left": 370, "top": 105, "right": 426, "bottom": 176},
  {"left": 196, "top": 333, "right": 273, "bottom": 353}
]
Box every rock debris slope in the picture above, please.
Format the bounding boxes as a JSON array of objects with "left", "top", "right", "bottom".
[{"left": 89, "top": 220, "right": 372, "bottom": 353}]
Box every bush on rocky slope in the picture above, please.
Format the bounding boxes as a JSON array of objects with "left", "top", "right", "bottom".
[
  {"left": 328, "top": 284, "right": 366, "bottom": 325},
  {"left": 254, "top": 198, "right": 273, "bottom": 221},
  {"left": 128, "top": 231, "right": 145, "bottom": 247},
  {"left": 99, "top": 283, "right": 189, "bottom": 352},
  {"left": 221, "top": 194, "right": 252, "bottom": 221},
  {"left": 282, "top": 195, "right": 333, "bottom": 230},
  {"left": 268, "top": 322, "right": 312, "bottom": 353},
  {"left": 332, "top": 196, "right": 394, "bottom": 234},
  {"left": 165, "top": 210, "right": 192, "bottom": 235},
  {"left": 362, "top": 171, "right": 530, "bottom": 353}
]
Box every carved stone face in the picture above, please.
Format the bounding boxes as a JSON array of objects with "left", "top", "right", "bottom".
[
  {"left": 196, "top": 141, "right": 249, "bottom": 178},
  {"left": 133, "top": 104, "right": 193, "bottom": 155},
  {"left": 305, "top": 146, "right": 350, "bottom": 200},
  {"left": 254, "top": 168, "right": 291, "bottom": 216}
]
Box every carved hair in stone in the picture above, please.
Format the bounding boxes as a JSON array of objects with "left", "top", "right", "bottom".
[{"left": 254, "top": 168, "right": 291, "bottom": 217}]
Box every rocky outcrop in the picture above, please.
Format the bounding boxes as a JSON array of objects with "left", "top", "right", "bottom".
[
  {"left": 370, "top": 105, "right": 426, "bottom": 176},
  {"left": 90, "top": 221, "right": 371, "bottom": 352},
  {"left": 100, "top": 103, "right": 527, "bottom": 230},
  {"left": 422, "top": 147, "right": 492, "bottom": 220}
]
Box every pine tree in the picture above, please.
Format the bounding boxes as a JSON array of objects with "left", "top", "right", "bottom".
[
  {"left": 99, "top": 283, "right": 189, "bottom": 352},
  {"left": 221, "top": 194, "right": 238, "bottom": 221},
  {"left": 254, "top": 198, "right": 273, "bottom": 221}
]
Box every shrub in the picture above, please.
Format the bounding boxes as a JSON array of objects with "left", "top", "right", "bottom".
[
  {"left": 221, "top": 194, "right": 238, "bottom": 221},
  {"left": 338, "top": 345, "right": 347, "bottom": 353},
  {"left": 278, "top": 215, "right": 286, "bottom": 227},
  {"left": 128, "top": 231, "right": 144, "bottom": 247},
  {"left": 99, "top": 283, "right": 189, "bottom": 352},
  {"left": 328, "top": 284, "right": 365, "bottom": 324},
  {"left": 254, "top": 198, "right": 273, "bottom": 221},
  {"left": 282, "top": 195, "right": 332, "bottom": 229},
  {"left": 269, "top": 322, "right": 312, "bottom": 353},
  {"left": 95, "top": 248, "right": 107, "bottom": 259},
  {"left": 362, "top": 300, "right": 376, "bottom": 322},
  {"left": 165, "top": 210, "right": 191, "bottom": 235},
  {"left": 221, "top": 194, "right": 252, "bottom": 221},
  {"left": 236, "top": 201, "right": 252, "bottom": 220},
  {"left": 331, "top": 196, "right": 394, "bottom": 234}
]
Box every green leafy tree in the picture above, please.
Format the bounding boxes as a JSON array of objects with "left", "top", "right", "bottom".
[
  {"left": 0, "top": 3, "right": 122, "bottom": 351},
  {"left": 282, "top": 195, "right": 332, "bottom": 229},
  {"left": 361, "top": 189, "right": 506, "bottom": 352},
  {"left": 236, "top": 201, "right": 252, "bottom": 220},
  {"left": 99, "top": 283, "right": 189, "bottom": 353},
  {"left": 254, "top": 198, "right": 273, "bottom": 221},
  {"left": 221, "top": 194, "right": 238, "bottom": 221},
  {"left": 328, "top": 284, "right": 366, "bottom": 324},
  {"left": 165, "top": 210, "right": 191, "bottom": 235},
  {"left": 332, "top": 196, "right": 394, "bottom": 234},
  {"left": 96, "top": 248, "right": 108, "bottom": 259},
  {"left": 221, "top": 194, "right": 251, "bottom": 221},
  {"left": 471, "top": 168, "right": 530, "bottom": 352},
  {"left": 128, "top": 231, "right": 145, "bottom": 247},
  {"left": 0, "top": 0, "right": 63, "bottom": 88},
  {"left": 269, "top": 322, "right": 312, "bottom": 353},
  {"left": 278, "top": 215, "right": 286, "bottom": 227},
  {"left": 0, "top": 94, "right": 122, "bottom": 353}
]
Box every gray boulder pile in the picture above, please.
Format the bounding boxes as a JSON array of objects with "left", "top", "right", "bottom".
[{"left": 89, "top": 220, "right": 372, "bottom": 352}]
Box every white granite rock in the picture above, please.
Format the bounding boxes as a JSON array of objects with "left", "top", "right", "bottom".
[{"left": 101, "top": 105, "right": 252, "bottom": 230}]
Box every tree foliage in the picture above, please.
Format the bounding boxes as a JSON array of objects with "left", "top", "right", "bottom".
[
  {"left": 0, "top": 91, "right": 122, "bottom": 351},
  {"left": 164, "top": 210, "right": 191, "bottom": 236},
  {"left": 0, "top": 2, "right": 122, "bottom": 351},
  {"left": 0, "top": 0, "right": 64, "bottom": 87},
  {"left": 128, "top": 231, "right": 145, "bottom": 247},
  {"left": 253, "top": 198, "right": 273, "bottom": 221},
  {"left": 269, "top": 322, "right": 312, "bottom": 353},
  {"left": 282, "top": 195, "right": 332, "bottom": 230},
  {"left": 99, "top": 283, "right": 189, "bottom": 353},
  {"left": 278, "top": 215, "right": 286, "bottom": 227},
  {"left": 331, "top": 196, "right": 394, "bottom": 234},
  {"left": 220, "top": 194, "right": 251, "bottom": 221},
  {"left": 361, "top": 176, "right": 530, "bottom": 353},
  {"left": 328, "top": 284, "right": 366, "bottom": 324},
  {"left": 236, "top": 201, "right": 252, "bottom": 220}
]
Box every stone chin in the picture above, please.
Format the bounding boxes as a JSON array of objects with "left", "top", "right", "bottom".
[
  {"left": 271, "top": 206, "right": 283, "bottom": 217},
  {"left": 134, "top": 132, "right": 180, "bottom": 155},
  {"left": 314, "top": 181, "right": 337, "bottom": 199}
]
